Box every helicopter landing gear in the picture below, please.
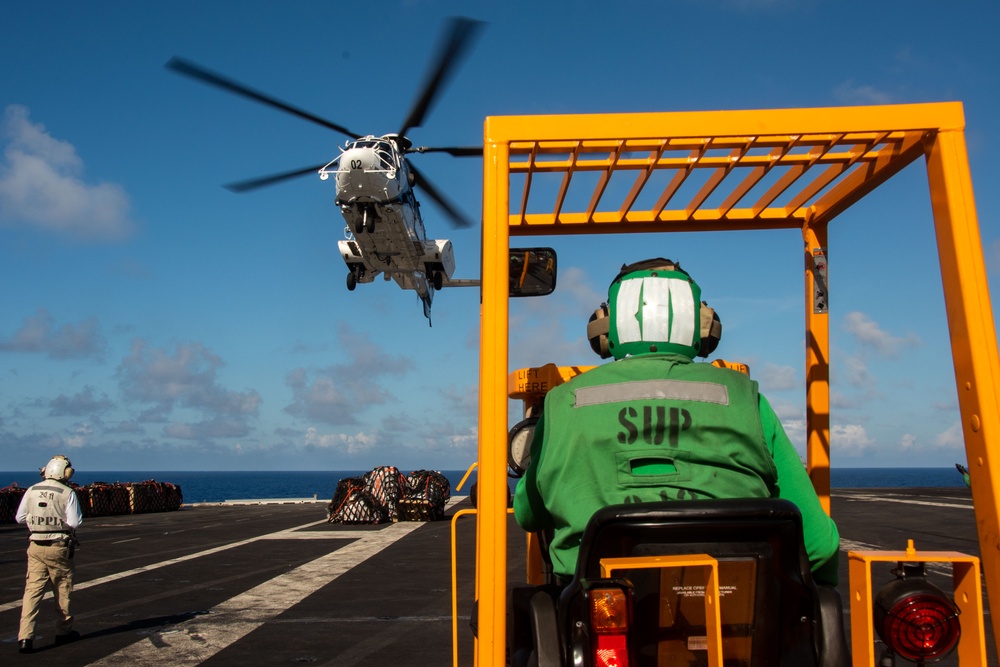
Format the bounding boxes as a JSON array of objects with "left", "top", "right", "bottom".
[
  {"left": 346, "top": 269, "right": 358, "bottom": 291},
  {"left": 433, "top": 271, "right": 443, "bottom": 290},
  {"left": 354, "top": 205, "right": 376, "bottom": 234}
]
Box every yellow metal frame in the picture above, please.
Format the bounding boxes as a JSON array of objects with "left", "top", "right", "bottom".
[
  {"left": 451, "top": 508, "right": 478, "bottom": 667},
  {"left": 477, "top": 103, "right": 999, "bottom": 666},
  {"left": 848, "top": 543, "right": 986, "bottom": 665},
  {"left": 600, "top": 554, "right": 724, "bottom": 667}
]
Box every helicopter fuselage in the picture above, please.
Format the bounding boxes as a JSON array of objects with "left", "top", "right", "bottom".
[
  {"left": 327, "top": 135, "right": 456, "bottom": 322},
  {"left": 167, "top": 17, "right": 482, "bottom": 325}
]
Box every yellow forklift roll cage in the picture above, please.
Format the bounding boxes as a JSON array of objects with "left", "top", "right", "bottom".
[{"left": 476, "top": 102, "right": 998, "bottom": 665}]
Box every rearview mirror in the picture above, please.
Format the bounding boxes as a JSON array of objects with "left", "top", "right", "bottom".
[{"left": 509, "top": 247, "right": 557, "bottom": 297}]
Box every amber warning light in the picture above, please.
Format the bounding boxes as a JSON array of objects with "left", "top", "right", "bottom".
[{"left": 590, "top": 586, "right": 631, "bottom": 667}]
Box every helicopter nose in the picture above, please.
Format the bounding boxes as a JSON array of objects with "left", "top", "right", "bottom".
[
  {"left": 336, "top": 145, "right": 402, "bottom": 202},
  {"left": 340, "top": 146, "right": 385, "bottom": 173},
  {"left": 338, "top": 148, "right": 374, "bottom": 190}
]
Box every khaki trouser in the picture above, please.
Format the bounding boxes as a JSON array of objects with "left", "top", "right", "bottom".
[{"left": 19, "top": 541, "right": 75, "bottom": 640}]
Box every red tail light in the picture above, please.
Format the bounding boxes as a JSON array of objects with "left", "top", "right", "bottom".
[
  {"left": 590, "top": 587, "right": 630, "bottom": 667},
  {"left": 874, "top": 568, "right": 961, "bottom": 662}
]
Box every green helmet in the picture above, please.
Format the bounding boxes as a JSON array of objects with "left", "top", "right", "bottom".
[{"left": 607, "top": 258, "right": 704, "bottom": 360}]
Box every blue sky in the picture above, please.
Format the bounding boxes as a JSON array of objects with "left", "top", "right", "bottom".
[{"left": 2, "top": 0, "right": 998, "bottom": 473}]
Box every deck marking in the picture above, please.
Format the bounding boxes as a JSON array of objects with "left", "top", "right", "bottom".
[
  {"left": 1, "top": 497, "right": 465, "bottom": 614},
  {"left": 838, "top": 494, "right": 972, "bottom": 510},
  {"left": 87, "top": 520, "right": 424, "bottom": 666},
  {"left": 0, "top": 519, "right": 328, "bottom": 613}
]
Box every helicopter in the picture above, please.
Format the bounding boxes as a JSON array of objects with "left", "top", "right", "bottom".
[{"left": 166, "top": 17, "right": 484, "bottom": 324}]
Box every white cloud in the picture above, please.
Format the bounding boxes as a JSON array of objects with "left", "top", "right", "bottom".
[
  {"left": 0, "top": 104, "right": 134, "bottom": 241},
  {"left": 774, "top": 418, "right": 877, "bottom": 461},
  {"left": 63, "top": 422, "right": 92, "bottom": 448},
  {"left": 164, "top": 417, "right": 252, "bottom": 440},
  {"left": 767, "top": 398, "right": 803, "bottom": 424},
  {"left": 843, "top": 311, "right": 920, "bottom": 357},
  {"left": 777, "top": 418, "right": 806, "bottom": 452},
  {"left": 841, "top": 353, "right": 872, "bottom": 388},
  {"left": 934, "top": 421, "right": 964, "bottom": 449},
  {"left": 831, "top": 423, "right": 875, "bottom": 457},
  {"left": 304, "top": 427, "right": 376, "bottom": 455},
  {"left": 830, "top": 391, "right": 860, "bottom": 409},
  {"left": 895, "top": 423, "right": 964, "bottom": 454},
  {"left": 0, "top": 308, "right": 106, "bottom": 359},
  {"left": 445, "top": 426, "right": 478, "bottom": 449},
  {"left": 283, "top": 322, "right": 412, "bottom": 426},
  {"left": 116, "top": 340, "right": 261, "bottom": 439},
  {"left": 48, "top": 386, "right": 115, "bottom": 416},
  {"left": 757, "top": 363, "right": 799, "bottom": 392}
]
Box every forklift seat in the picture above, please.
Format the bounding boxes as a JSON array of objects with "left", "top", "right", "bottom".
[{"left": 520, "top": 498, "right": 849, "bottom": 667}]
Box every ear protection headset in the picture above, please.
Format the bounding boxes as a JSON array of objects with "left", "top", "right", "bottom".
[
  {"left": 42, "top": 455, "right": 74, "bottom": 482},
  {"left": 587, "top": 258, "right": 722, "bottom": 359}
]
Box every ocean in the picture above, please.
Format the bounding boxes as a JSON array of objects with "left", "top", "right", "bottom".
[{"left": 0, "top": 467, "right": 969, "bottom": 504}]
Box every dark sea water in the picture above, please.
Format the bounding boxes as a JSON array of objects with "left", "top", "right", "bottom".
[{"left": 1, "top": 467, "right": 968, "bottom": 504}]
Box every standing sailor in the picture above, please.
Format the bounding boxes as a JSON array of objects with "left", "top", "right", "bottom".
[{"left": 15, "top": 455, "right": 83, "bottom": 654}]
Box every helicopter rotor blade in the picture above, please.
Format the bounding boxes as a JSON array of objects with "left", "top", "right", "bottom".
[
  {"left": 408, "top": 145, "right": 483, "bottom": 157},
  {"left": 223, "top": 163, "right": 330, "bottom": 193},
  {"left": 407, "top": 161, "right": 474, "bottom": 229},
  {"left": 397, "top": 17, "right": 485, "bottom": 138},
  {"left": 166, "top": 57, "right": 361, "bottom": 139}
]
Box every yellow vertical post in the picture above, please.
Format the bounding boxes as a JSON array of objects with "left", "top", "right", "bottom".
[
  {"left": 476, "top": 121, "right": 511, "bottom": 667},
  {"left": 847, "top": 552, "right": 877, "bottom": 667},
  {"left": 803, "top": 222, "right": 832, "bottom": 512},
  {"left": 924, "top": 126, "right": 1000, "bottom": 648}
]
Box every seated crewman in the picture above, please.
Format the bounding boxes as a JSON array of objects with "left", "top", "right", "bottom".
[{"left": 513, "top": 258, "right": 840, "bottom": 586}]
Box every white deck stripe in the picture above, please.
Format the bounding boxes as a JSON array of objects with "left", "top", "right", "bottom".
[
  {"left": 838, "top": 494, "right": 973, "bottom": 510},
  {"left": 1, "top": 496, "right": 464, "bottom": 615},
  {"left": 87, "top": 520, "right": 424, "bottom": 665},
  {"left": 0, "top": 518, "right": 328, "bottom": 613}
]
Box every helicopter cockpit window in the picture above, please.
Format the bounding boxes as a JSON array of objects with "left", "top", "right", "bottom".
[
  {"left": 373, "top": 141, "right": 397, "bottom": 170},
  {"left": 509, "top": 247, "right": 557, "bottom": 297}
]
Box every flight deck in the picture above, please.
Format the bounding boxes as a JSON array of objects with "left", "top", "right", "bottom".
[{"left": 0, "top": 488, "right": 992, "bottom": 666}]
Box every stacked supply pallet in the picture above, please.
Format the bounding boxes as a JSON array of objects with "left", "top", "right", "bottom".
[
  {"left": 0, "top": 480, "right": 183, "bottom": 524},
  {"left": 0, "top": 485, "right": 27, "bottom": 524},
  {"left": 327, "top": 467, "right": 450, "bottom": 524}
]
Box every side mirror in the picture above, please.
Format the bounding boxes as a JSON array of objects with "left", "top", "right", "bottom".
[{"left": 509, "top": 247, "right": 557, "bottom": 297}]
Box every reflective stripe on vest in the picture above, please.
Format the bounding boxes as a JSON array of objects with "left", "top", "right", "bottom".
[{"left": 574, "top": 379, "right": 729, "bottom": 408}]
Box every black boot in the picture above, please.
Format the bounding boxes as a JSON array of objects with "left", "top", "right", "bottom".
[{"left": 18, "top": 639, "right": 33, "bottom": 653}]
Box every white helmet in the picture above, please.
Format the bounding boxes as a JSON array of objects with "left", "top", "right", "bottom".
[{"left": 42, "top": 455, "right": 74, "bottom": 482}]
